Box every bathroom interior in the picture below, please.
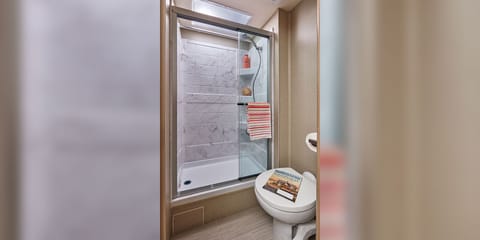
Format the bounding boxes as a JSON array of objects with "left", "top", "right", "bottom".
[
  {"left": 1, "top": 0, "right": 479, "bottom": 239},
  {"left": 162, "top": 0, "right": 344, "bottom": 239}
]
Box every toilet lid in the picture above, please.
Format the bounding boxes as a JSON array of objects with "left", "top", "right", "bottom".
[{"left": 255, "top": 168, "right": 316, "bottom": 213}]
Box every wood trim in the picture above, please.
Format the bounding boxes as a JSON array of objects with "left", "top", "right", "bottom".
[
  {"left": 316, "top": 0, "right": 321, "bottom": 239},
  {"left": 160, "top": 0, "right": 171, "bottom": 239},
  {"left": 0, "top": 0, "right": 18, "bottom": 239}
]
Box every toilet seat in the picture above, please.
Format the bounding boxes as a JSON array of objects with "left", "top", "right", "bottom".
[{"left": 255, "top": 168, "right": 316, "bottom": 213}]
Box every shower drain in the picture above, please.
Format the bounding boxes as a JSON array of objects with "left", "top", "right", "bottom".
[{"left": 183, "top": 180, "right": 192, "bottom": 185}]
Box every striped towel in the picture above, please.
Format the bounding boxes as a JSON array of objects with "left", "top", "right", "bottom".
[{"left": 247, "top": 102, "right": 272, "bottom": 141}]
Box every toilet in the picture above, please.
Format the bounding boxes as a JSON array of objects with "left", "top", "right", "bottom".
[{"left": 255, "top": 167, "right": 316, "bottom": 240}]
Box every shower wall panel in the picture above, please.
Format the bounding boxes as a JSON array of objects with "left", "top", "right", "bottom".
[{"left": 179, "top": 39, "right": 239, "bottom": 163}]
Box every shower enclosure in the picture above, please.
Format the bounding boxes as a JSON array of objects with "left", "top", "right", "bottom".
[{"left": 169, "top": 7, "right": 273, "bottom": 200}]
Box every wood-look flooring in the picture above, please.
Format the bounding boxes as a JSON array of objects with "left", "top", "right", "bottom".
[
  {"left": 172, "top": 207, "right": 273, "bottom": 240},
  {"left": 172, "top": 206, "right": 316, "bottom": 240}
]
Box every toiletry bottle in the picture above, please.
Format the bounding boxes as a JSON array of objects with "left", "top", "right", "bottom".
[{"left": 243, "top": 54, "right": 250, "bottom": 68}]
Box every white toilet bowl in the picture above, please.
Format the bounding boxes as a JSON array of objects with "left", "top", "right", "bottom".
[{"left": 255, "top": 167, "right": 316, "bottom": 240}]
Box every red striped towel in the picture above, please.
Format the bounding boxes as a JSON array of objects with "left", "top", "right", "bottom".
[{"left": 247, "top": 102, "right": 272, "bottom": 141}]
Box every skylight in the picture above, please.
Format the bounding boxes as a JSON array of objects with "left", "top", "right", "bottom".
[{"left": 192, "top": 0, "right": 252, "bottom": 25}]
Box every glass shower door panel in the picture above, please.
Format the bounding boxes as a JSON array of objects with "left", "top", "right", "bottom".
[
  {"left": 176, "top": 19, "right": 241, "bottom": 194},
  {"left": 238, "top": 32, "right": 271, "bottom": 179}
]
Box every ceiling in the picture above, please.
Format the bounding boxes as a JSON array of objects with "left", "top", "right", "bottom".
[{"left": 173, "top": 0, "right": 303, "bottom": 28}]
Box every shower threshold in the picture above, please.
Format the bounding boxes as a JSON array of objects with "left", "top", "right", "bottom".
[{"left": 178, "top": 155, "right": 265, "bottom": 192}]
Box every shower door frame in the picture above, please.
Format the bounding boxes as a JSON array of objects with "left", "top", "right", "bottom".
[{"left": 169, "top": 6, "right": 274, "bottom": 203}]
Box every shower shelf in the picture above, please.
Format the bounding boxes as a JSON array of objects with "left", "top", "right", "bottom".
[
  {"left": 238, "top": 96, "right": 253, "bottom": 103},
  {"left": 239, "top": 68, "right": 255, "bottom": 77}
]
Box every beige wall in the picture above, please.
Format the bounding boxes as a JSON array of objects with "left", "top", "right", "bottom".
[
  {"left": 348, "top": 1, "right": 480, "bottom": 240},
  {"left": 262, "top": 10, "right": 290, "bottom": 168},
  {"left": 416, "top": 1, "right": 480, "bottom": 239},
  {"left": 289, "top": 0, "right": 318, "bottom": 174},
  {"left": 347, "top": 0, "right": 419, "bottom": 239}
]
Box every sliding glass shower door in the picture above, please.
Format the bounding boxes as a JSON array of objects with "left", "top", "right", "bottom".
[
  {"left": 237, "top": 32, "right": 271, "bottom": 179},
  {"left": 171, "top": 7, "right": 272, "bottom": 198}
]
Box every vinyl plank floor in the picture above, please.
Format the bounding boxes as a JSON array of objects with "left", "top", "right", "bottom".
[{"left": 172, "top": 207, "right": 273, "bottom": 240}]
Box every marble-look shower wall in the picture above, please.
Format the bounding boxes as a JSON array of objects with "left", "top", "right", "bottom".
[{"left": 179, "top": 39, "right": 239, "bottom": 163}]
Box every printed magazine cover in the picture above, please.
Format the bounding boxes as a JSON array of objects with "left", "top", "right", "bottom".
[{"left": 263, "top": 170, "right": 303, "bottom": 202}]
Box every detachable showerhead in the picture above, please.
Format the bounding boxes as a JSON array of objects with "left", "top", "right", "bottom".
[
  {"left": 241, "top": 33, "right": 261, "bottom": 51},
  {"left": 239, "top": 33, "right": 262, "bottom": 102}
]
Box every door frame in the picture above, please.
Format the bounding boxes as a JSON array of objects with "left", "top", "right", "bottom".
[{"left": 168, "top": 6, "right": 274, "bottom": 200}]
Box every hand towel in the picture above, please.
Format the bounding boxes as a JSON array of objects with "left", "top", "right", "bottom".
[{"left": 247, "top": 102, "right": 272, "bottom": 141}]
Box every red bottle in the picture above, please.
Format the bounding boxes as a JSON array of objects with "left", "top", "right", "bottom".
[{"left": 243, "top": 54, "right": 250, "bottom": 68}]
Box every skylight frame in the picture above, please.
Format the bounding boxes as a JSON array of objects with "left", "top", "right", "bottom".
[{"left": 192, "top": 0, "right": 252, "bottom": 25}]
